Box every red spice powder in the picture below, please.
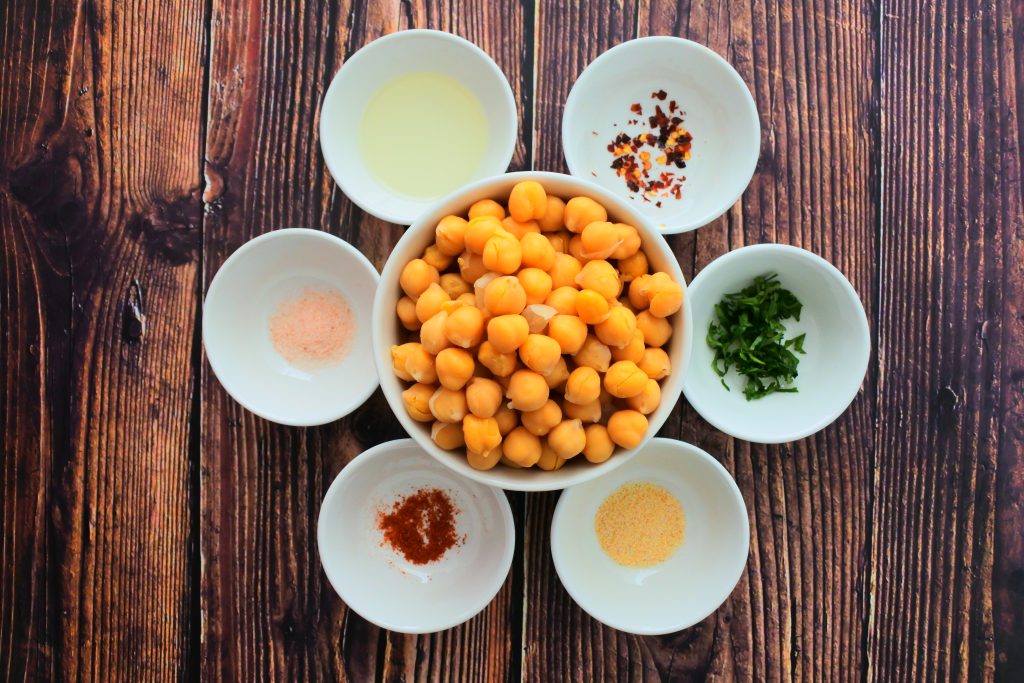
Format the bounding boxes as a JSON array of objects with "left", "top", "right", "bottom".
[
  {"left": 376, "top": 488, "right": 463, "bottom": 565},
  {"left": 268, "top": 287, "right": 354, "bottom": 366}
]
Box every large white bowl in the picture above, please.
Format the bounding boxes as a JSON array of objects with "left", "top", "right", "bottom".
[
  {"left": 562, "top": 37, "right": 760, "bottom": 234},
  {"left": 682, "top": 244, "right": 870, "bottom": 443},
  {"left": 550, "top": 438, "right": 749, "bottom": 634},
  {"left": 320, "top": 30, "right": 518, "bottom": 225},
  {"left": 372, "top": 172, "right": 693, "bottom": 492}
]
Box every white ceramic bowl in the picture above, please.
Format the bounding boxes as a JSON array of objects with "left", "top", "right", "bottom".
[
  {"left": 682, "top": 244, "right": 870, "bottom": 443},
  {"left": 550, "top": 438, "right": 749, "bottom": 634},
  {"left": 562, "top": 37, "right": 760, "bottom": 234},
  {"left": 372, "top": 171, "right": 693, "bottom": 492},
  {"left": 320, "top": 30, "right": 517, "bottom": 224},
  {"left": 317, "top": 439, "right": 514, "bottom": 633},
  {"left": 203, "top": 229, "right": 379, "bottom": 426}
]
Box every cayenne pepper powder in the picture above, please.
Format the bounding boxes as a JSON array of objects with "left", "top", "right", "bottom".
[{"left": 376, "top": 488, "right": 463, "bottom": 564}]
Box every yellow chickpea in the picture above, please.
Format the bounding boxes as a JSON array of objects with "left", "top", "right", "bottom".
[
  {"left": 420, "top": 311, "right": 451, "bottom": 355},
  {"left": 543, "top": 356, "right": 569, "bottom": 389},
  {"left": 503, "top": 426, "right": 542, "bottom": 467},
  {"left": 611, "top": 329, "right": 645, "bottom": 363},
  {"left": 396, "top": 296, "right": 421, "bottom": 331},
  {"left": 547, "top": 314, "right": 588, "bottom": 354},
  {"left": 581, "top": 221, "right": 620, "bottom": 258},
  {"left": 391, "top": 342, "right": 437, "bottom": 384},
  {"left": 520, "top": 232, "right": 557, "bottom": 270},
  {"left": 583, "top": 424, "right": 615, "bottom": 463},
  {"left": 548, "top": 418, "right": 586, "bottom": 458},
  {"left": 611, "top": 223, "right": 641, "bottom": 259},
  {"left": 519, "top": 334, "right": 562, "bottom": 375},
  {"left": 638, "top": 347, "right": 671, "bottom": 379},
  {"left": 415, "top": 282, "right": 451, "bottom": 323},
  {"left": 568, "top": 235, "right": 590, "bottom": 264},
  {"left": 548, "top": 253, "right": 583, "bottom": 289},
  {"left": 506, "top": 369, "right": 550, "bottom": 412},
  {"left": 463, "top": 413, "right": 502, "bottom": 456},
  {"left": 604, "top": 360, "right": 649, "bottom": 398},
  {"left": 478, "top": 341, "right": 518, "bottom": 377},
  {"left": 465, "top": 215, "right": 503, "bottom": 254},
  {"left": 435, "top": 215, "right": 469, "bottom": 255},
  {"left": 466, "top": 376, "right": 504, "bottom": 418},
  {"left": 646, "top": 272, "right": 684, "bottom": 318},
  {"left": 467, "top": 445, "right": 503, "bottom": 471},
  {"left": 628, "top": 274, "right": 652, "bottom": 309},
  {"left": 573, "top": 335, "right": 612, "bottom": 372},
  {"left": 494, "top": 402, "right": 519, "bottom": 435},
  {"left": 400, "top": 258, "right": 440, "bottom": 299},
  {"left": 546, "top": 232, "right": 570, "bottom": 253},
  {"left": 594, "top": 306, "right": 637, "bottom": 348},
  {"left": 539, "top": 195, "right": 566, "bottom": 232},
  {"left": 456, "top": 292, "right": 477, "bottom": 307},
  {"left": 564, "top": 366, "right": 601, "bottom": 405},
  {"left": 536, "top": 442, "right": 566, "bottom": 471},
  {"left": 482, "top": 229, "right": 523, "bottom": 274},
  {"left": 508, "top": 180, "right": 547, "bottom": 222},
  {"left": 423, "top": 244, "right": 453, "bottom": 271},
  {"left": 486, "top": 314, "right": 529, "bottom": 353},
  {"left": 617, "top": 250, "right": 648, "bottom": 282},
  {"left": 444, "top": 304, "right": 485, "bottom": 348},
  {"left": 501, "top": 215, "right": 541, "bottom": 239},
  {"left": 576, "top": 260, "right": 620, "bottom": 300},
  {"left": 468, "top": 198, "right": 506, "bottom": 221},
  {"left": 576, "top": 289, "right": 610, "bottom": 324},
  {"left": 500, "top": 456, "right": 523, "bottom": 469},
  {"left": 625, "top": 378, "right": 661, "bottom": 415},
  {"left": 521, "top": 399, "right": 562, "bottom": 436},
  {"left": 401, "top": 383, "right": 434, "bottom": 422},
  {"left": 432, "top": 421, "right": 465, "bottom": 450},
  {"left": 636, "top": 310, "right": 673, "bottom": 347},
  {"left": 564, "top": 398, "right": 602, "bottom": 424},
  {"left": 517, "top": 267, "right": 553, "bottom": 305},
  {"left": 607, "top": 410, "right": 648, "bottom": 449},
  {"left": 458, "top": 251, "right": 489, "bottom": 283},
  {"left": 435, "top": 347, "right": 474, "bottom": 390},
  {"left": 564, "top": 196, "right": 608, "bottom": 233},
  {"left": 429, "top": 387, "right": 468, "bottom": 423},
  {"left": 544, "top": 287, "right": 578, "bottom": 316},
  {"left": 439, "top": 273, "right": 470, "bottom": 299},
  {"left": 483, "top": 275, "right": 527, "bottom": 315}
]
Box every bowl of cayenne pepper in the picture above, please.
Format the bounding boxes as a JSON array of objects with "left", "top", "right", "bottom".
[{"left": 317, "top": 438, "right": 514, "bottom": 633}]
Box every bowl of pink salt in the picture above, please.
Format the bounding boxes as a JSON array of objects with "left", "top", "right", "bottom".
[{"left": 203, "top": 228, "right": 379, "bottom": 426}]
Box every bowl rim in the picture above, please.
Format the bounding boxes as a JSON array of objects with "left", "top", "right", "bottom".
[
  {"left": 561, "top": 35, "right": 761, "bottom": 235},
  {"left": 316, "top": 438, "right": 516, "bottom": 634},
  {"left": 372, "top": 171, "right": 693, "bottom": 491},
  {"left": 681, "top": 243, "right": 871, "bottom": 443},
  {"left": 202, "top": 227, "right": 381, "bottom": 427},
  {"left": 549, "top": 437, "right": 750, "bottom": 635},
  {"left": 319, "top": 29, "right": 518, "bottom": 225}
]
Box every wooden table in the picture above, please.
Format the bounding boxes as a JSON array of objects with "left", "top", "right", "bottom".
[{"left": 2, "top": 0, "right": 1022, "bottom": 680}]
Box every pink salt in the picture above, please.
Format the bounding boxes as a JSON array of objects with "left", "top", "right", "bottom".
[{"left": 268, "top": 287, "right": 355, "bottom": 367}]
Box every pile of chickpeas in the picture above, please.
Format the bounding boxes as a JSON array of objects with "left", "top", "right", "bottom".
[{"left": 391, "top": 180, "right": 683, "bottom": 472}]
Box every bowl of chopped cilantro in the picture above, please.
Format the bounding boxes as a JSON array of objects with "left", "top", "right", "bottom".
[{"left": 682, "top": 244, "right": 869, "bottom": 443}]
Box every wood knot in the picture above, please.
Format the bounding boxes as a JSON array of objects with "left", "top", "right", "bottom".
[
  {"left": 123, "top": 278, "right": 146, "bottom": 343},
  {"left": 126, "top": 189, "right": 202, "bottom": 265}
]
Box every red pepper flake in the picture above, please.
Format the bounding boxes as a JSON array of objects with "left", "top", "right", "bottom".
[
  {"left": 652, "top": 89, "right": 667, "bottom": 100},
  {"left": 630, "top": 102, "right": 643, "bottom": 115},
  {"left": 376, "top": 487, "right": 463, "bottom": 565}
]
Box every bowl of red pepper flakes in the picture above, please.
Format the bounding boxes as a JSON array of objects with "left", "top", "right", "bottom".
[
  {"left": 318, "top": 438, "right": 514, "bottom": 633},
  {"left": 562, "top": 37, "right": 761, "bottom": 234}
]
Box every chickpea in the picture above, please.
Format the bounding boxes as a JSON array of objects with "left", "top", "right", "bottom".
[
  {"left": 576, "top": 289, "right": 610, "bottom": 325},
  {"left": 543, "top": 356, "right": 569, "bottom": 389},
  {"left": 581, "top": 221, "right": 620, "bottom": 258},
  {"left": 582, "top": 424, "right": 615, "bottom": 464},
  {"left": 638, "top": 347, "right": 671, "bottom": 379},
  {"left": 423, "top": 244, "right": 453, "bottom": 271},
  {"left": 444, "top": 304, "right": 485, "bottom": 348},
  {"left": 467, "top": 445, "right": 503, "bottom": 471},
  {"left": 439, "top": 273, "right": 470, "bottom": 299},
  {"left": 435, "top": 215, "right": 469, "bottom": 255},
  {"left": 604, "top": 360, "right": 649, "bottom": 398},
  {"left": 400, "top": 259, "right": 440, "bottom": 299},
  {"left": 611, "top": 329, "right": 645, "bottom": 363},
  {"left": 435, "top": 347, "right": 474, "bottom": 390},
  {"left": 456, "top": 292, "right": 477, "bottom": 307},
  {"left": 518, "top": 267, "right": 553, "bottom": 305},
  {"left": 502, "top": 215, "right": 541, "bottom": 238},
  {"left": 487, "top": 314, "right": 529, "bottom": 353},
  {"left": 573, "top": 335, "right": 612, "bottom": 372},
  {"left": 501, "top": 456, "right": 523, "bottom": 468},
  {"left": 548, "top": 418, "right": 586, "bottom": 458},
  {"left": 546, "top": 232, "right": 570, "bottom": 253},
  {"left": 548, "top": 253, "right": 583, "bottom": 290},
  {"left": 482, "top": 229, "right": 523, "bottom": 274},
  {"left": 539, "top": 195, "right": 566, "bottom": 232},
  {"left": 611, "top": 223, "right": 641, "bottom": 259},
  {"left": 483, "top": 275, "right": 527, "bottom": 315},
  {"left": 576, "top": 260, "right": 620, "bottom": 300},
  {"left": 547, "top": 314, "right": 588, "bottom": 354},
  {"left": 465, "top": 215, "right": 503, "bottom": 253},
  {"left": 607, "top": 410, "right": 648, "bottom": 449},
  {"left": 432, "top": 421, "right": 466, "bottom": 450},
  {"left": 458, "top": 251, "right": 489, "bottom": 283},
  {"left": 628, "top": 274, "right": 652, "bottom": 310},
  {"left": 494, "top": 402, "right": 519, "bottom": 435},
  {"left": 564, "top": 398, "right": 602, "bottom": 424},
  {"left": 568, "top": 235, "right": 590, "bottom": 264},
  {"left": 401, "top": 383, "right": 434, "bottom": 422},
  {"left": 594, "top": 306, "right": 637, "bottom": 348},
  {"left": 519, "top": 334, "right": 562, "bottom": 374},
  {"left": 463, "top": 414, "right": 502, "bottom": 455},
  {"left": 468, "top": 198, "right": 506, "bottom": 221},
  {"left": 636, "top": 310, "right": 673, "bottom": 347},
  {"left": 564, "top": 366, "right": 601, "bottom": 405},
  {"left": 420, "top": 311, "right": 451, "bottom": 355},
  {"left": 521, "top": 399, "right": 562, "bottom": 436},
  {"left": 415, "top": 282, "right": 451, "bottom": 323},
  {"left": 506, "top": 369, "right": 550, "bottom": 412},
  {"left": 396, "top": 296, "right": 421, "bottom": 331},
  {"left": 617, "top": 250, "right": 648, "bottom": 282},
  {"left": 466, "top": 376, "right": 504, "bottom": 418},
  {"left": 625, "top": 378, "right": 661, "bottom": 415},
  {"left": 503, "top": 426, "right": 542, "bottom": 467},
  {"left": 392, "top": 342, "right": 436, "bottom": 383},
  {"left": 520, "top": 232, "right": 557, "bottom": 271},
  {"left": 564, "top": 196, "right": 608, "bottom": 233},
  {"left": 478, "top": 341, "right": 519, "bottom": 377},
  {"left": 536, "top": 442, "right": 566, "bottom": 471},
  {"left": 430, "top": 387, "right": 468, "bottom": 423},
  {"left": 508, "top": 180, "right": 547, "bottom": 222},
  {"left": 647, "top": 272, "right": 684, "bottom": 318}
]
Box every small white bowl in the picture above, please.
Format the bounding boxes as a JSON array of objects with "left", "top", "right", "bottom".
[
  {"left": 682, "top": 244, "right": 870, "bottom": 443},
  {"left": 317, "top": 439, "right": 515, "bottom": 633},
  {"left": 320, "top": 30, "right": 517, "bottom": 224},
  {"left": 203, "top": 228, "right": 379, "bottom": 426},
  {"left": 550, "top": 438, "right": 749, "bottom": 634},
  {"left": 562, "top": 37, "right": 760, "bottom": 234}
]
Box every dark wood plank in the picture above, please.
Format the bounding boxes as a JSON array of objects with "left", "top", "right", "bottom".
[
  {"left": 871, "top": 1, "right": 1024, "bottom": 681},
  {"left": 0, "top": 0, "right": 206, "bottom": 680}
]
